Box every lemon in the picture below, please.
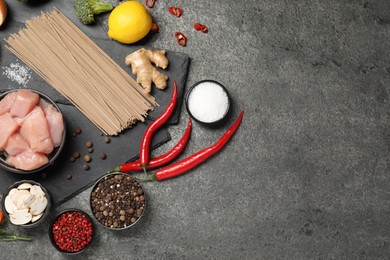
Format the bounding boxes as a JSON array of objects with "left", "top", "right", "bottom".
[{"left": 108, "top": 1, "right": 152, "bottom": 44}]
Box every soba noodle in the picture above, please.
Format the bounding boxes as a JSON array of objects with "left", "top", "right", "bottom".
[{"left": 5, "top": 8, "right": 157, "bottom": 136}]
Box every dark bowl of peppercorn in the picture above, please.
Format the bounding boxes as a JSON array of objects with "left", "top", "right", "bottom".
[
  {"left": 49, "top": 208, "right": 95, "bottom": 254},
  {"left": 90, "top": 173, "right": 146, "bottom": 230}
]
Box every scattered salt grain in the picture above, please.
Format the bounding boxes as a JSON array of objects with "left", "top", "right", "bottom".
[
  {"left": 2, "top": 63, "right": 32, "bottom": 86},
  {"left": 187, "top": 81, "right": 229, "bottom": 123}
]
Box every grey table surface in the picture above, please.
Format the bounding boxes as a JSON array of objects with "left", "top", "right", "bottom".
[{"left": 1, "top": 0, "right": 390, "bottom": 259}]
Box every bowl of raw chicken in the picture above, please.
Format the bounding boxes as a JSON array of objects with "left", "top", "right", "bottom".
[{"left": 0, "top": 89, "right": 66, "bottom": 174}]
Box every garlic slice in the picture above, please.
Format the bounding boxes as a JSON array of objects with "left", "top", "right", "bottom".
[
  {"left": 4, "top": 195, "right": 17, "bottom": 214},
  {"left": 12, "top": 208, "right": 29, "bottom": 214},
  {"left": 30, "top": 196, "right": 48, "bottom": 216},
  {"left": 15, "top": 190, "right": 30, "bottom": 209},
  {"left": 17, "top": 183, "right": 33, "bottom": 190},
  {"left": 10, "top": 211, "right": 32, "bottom": 225},
  {"left": 31, "top": 213, "right": 43, "bottom": 223},
  {"left": 22, "top": 194, "right": 36, "bottom": 208},
  {"left": 9, "top": 188, "right": 18, "bottom": 196},
  {"left": 30, "top": 185, "right": 45, "bottom": 197}
]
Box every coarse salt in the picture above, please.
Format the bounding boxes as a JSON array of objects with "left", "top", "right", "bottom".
[
  {"left": 187, "top": 81, "right": 229, "bottom": 123},
  {"left": 2, "top": 63, "right": 32, "bottom": 87}
]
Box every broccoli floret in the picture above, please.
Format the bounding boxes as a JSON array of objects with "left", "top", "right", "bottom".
[{"left": 73, "top": 0, "right": 114, "bottom": 25}]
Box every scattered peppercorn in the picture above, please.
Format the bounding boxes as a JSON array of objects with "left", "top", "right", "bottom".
[
  {"left": 74, "top": 127, "right": 82, "bottom": 134},
  {"left": 66, "top": 172, "right": 72, "bottom": 180},
  {"left": 73, "top": 152, "right": 80, "bottom": 159},
  {"left": 99, "top": 152, "right": 106, "bottom": 160},
  {"left": 70, "top": 156, "right": 75, "bottom": 162},
  {"left": 83, "top": 164, "right": 90, "bottom": 171},
  {"left": 87, "top": 148, "right": 94, "bottom": 153},
  {"left": 86, "top": 141, "right": 93, "bottom": 148},
  {"left": 103, "top": 136, "right": 110, "bottom": 143},
  {"left": 83, "top": 155, "right": 91, "bottom": 162},
  {"left": 72, "top": 132, "right": 77, "bottom": 137},
  {"left": 51, "top": 211, "right": 93, "bottom": 253},
  {"left": 91, "top": 174, "right": 145, "bottom": 229}
]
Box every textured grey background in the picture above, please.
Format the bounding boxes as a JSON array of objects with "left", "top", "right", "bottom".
[{"left": 1, "top": 0, "right": 390, "bottom": 259}]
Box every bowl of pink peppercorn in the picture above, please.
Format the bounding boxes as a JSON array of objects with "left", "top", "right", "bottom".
[{"left": 49, "top": 209, "right": 94, "bottom": 254}]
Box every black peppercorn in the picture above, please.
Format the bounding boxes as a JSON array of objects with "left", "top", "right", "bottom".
[
  {"left": 90, "top": 174, "right": 145, "bottom": 229},
  {"left": 73, "top": 152, "right": 80, "bottom": 158}
]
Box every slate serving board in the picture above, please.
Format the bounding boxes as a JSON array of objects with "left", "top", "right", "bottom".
[{"left": 0, "top": 35, "right": 190, "bottom": 206}]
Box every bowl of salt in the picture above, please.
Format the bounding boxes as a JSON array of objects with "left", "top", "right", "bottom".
[{"left": 185, "top": 80, "right": 231, "bottom": 127}]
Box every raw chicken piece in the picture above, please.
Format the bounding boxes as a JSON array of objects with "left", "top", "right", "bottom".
[
  {"left": 0, "top": 92, "right": 17, "bottom": 115},
  {"left": 6, "top": 149, "right": 48, "bottom": 171},
  {"left": 20, "top": 107, "right": 54, "bottom": 154},
  {"left": 40, "top": 103, "right": 64, "bottom": 147},
  {"left": 0, "top": 113, "right": 19, "bottom": 150},
  {"left": 10, "top": 90, "right": 40, "bottom": 118},
  {"left": 4, "top": 133, "right": 30, "bottom": 156},
  {"left": 39, "top": 98, "right": 50, "bottom": 110}
]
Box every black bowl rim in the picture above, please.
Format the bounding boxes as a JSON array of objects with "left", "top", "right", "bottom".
[
  {"left": 48, "top": 208, "right": 95, "bottom": 255},
  {"left": 185, "top": 80, "right": 231, "bottom": 126},
  {"left": 0, "top": 89, "right": 67, "bottom": 174},
  {"left": 0, "top": 179, "right": 52, "bottom": 228},
  {"left": 89, "top": 173, "right": 146, "bottom": 231}
]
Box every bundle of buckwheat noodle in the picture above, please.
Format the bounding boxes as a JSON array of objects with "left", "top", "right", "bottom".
[{"left": 5, "top": 8, "right": 157, "bottom": 136}]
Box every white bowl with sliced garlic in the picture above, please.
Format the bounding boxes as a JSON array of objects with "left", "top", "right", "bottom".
[{"left": 1, "top": 180, "right": 51, "bottom": 227}]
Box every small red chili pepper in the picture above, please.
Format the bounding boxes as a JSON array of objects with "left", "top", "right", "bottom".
[
  {"left": 139, "top": 81, "right": 178, "bottom": 172},
  {"left": 151, "top": 21, "right": 159, "bottom": 33},
  {"left": 138, "top": 111, "right": 244, "bottom": 182},
  {"left": 109, "top": 117, "right": 192, "bottom": 173},
  {"left": 145, "top": 0, "right": 156, "bottom": 8},
  {"left": 174, "top": 32, "right": 187, "bottom": 46},
  {"left": 194, "top": 22, "right": 208, "bottom": 33},
  {"left": 168, "top": 6, "right": 183, "bottom": 17}
]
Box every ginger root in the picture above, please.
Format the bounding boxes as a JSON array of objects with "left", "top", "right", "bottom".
[{"left": 125, "top": 48, "right": 169, "bottom": 94}]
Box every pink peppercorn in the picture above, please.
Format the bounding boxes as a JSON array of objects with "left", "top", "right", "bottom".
[{"left": 51, "top": 211, "right": 93, "bottom": 253}]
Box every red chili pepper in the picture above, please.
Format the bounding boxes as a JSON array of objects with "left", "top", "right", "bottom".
[
  {"left": 168, "top": 6, "right": 183, "bottom": 17},
  {"left": 194, "top": 22, "right": 208, "bottom": 33},
  {"left": 139, "top": 81, "right": 178, "bottom": 171},
  {"left": 109, "top": 117, "right": 192, "bottom": 173},
  {"left": 174, "top": 32, "right": 187, "bottom": 47},
  {"left": 145, "top": 0, "right": 156, "bottom": 8},
  {"left": 139, "top": 111, "right": 244, "bottom": 182},
  {"left": 151, "top": 21, "right": 159, "bottom": 33}
]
